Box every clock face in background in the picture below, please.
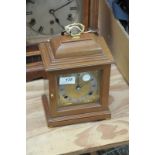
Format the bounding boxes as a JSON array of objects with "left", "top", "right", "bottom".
[
  {"left": 57, "top": 70, "right": 101, "bottom": 107},
  {"left": 26, "top": 0, "right": 82, "bottom": 43}
]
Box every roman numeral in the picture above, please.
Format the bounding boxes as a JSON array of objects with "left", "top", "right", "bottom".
[
  {"left": 67, "top": 14, "right": 73, "bottom": 21},
  {"left": 70, "top": 7, "right": 77, "bottom": 10},
  {"left": 38, "top": 26, "right": 43, "bottom": 33},
  {"left": 50, "top": 20, "right": 54, "bottom": 25},
  {"left": 50, "top": 28, "right": 54, "bottom": 34},
  {"left": 26, "top": 11, "right": 32, "bottom": 15},
  {"left": 29, "top": 18, "right": 36, "bottom": 26}
]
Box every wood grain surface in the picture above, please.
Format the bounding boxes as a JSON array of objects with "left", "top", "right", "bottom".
[
  {"left": 26, "top": 64, "right": 129, "bottom": 155},
  {"left": 98, "top": 0, "right": 129, "bottom": 83}
]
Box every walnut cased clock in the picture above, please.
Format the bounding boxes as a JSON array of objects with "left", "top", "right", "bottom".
[{"left": 39, "top": 33, "right": 113, "bottom": 127}]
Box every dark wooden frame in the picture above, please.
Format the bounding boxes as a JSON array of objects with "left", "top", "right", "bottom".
[
  {"left": 26, "top": 0, "right": 99, "bottom": 82},
  {"left": 82, "top": 0, "right": 90, "bottom": 30},
  {"left": 89, "top": 0, "right": 99, "bottom": 30}
]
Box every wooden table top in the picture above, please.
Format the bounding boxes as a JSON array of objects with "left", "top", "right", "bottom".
[{"left": 26, "top": 65, "right": 129, "bottom": 155}]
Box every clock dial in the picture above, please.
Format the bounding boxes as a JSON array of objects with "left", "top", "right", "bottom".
[
  {"left": 57, "top": 70, "right": 101, "bottom": 107},
  {"left": 26, "top": 0, "right": 82, "bottom": 42}
]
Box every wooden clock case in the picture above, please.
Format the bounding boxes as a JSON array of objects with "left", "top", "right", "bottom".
[
  {"left": 26, "top": 0, "right": 99, "bottom": 82},
  {"left": 39, "top": 33, "right": 113, "bottom": 127}
]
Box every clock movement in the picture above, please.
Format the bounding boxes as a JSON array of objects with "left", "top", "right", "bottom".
[{"left": 39, "top": 33, "right": 113, "bottom": 127}]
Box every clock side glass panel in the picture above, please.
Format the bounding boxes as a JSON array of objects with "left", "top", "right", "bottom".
[
  {"left": 56, "top": 70, "right": 102, "bottom": 107},
  {"left": 26, "top": 0, "right": 83, "bottom": 44}
]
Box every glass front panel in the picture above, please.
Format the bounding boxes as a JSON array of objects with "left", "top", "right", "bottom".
[{"left": 57, "top": 70, "right": 101, "bottom": 107}]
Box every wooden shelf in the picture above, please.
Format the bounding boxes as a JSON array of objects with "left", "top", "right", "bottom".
[
  {"left": 26, "top": 44, "right": 46, "bottom": 82},
  {"left": 26, "top": 64, "right": 129, "bottom": 155}
]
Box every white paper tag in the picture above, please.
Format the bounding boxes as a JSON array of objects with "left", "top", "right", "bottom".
[{"left": 59, "top": 76, "right": 76, "bottom": 85}]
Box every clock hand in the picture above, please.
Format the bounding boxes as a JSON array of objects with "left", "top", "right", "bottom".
[
  {"left": 76, "top": 73, "right": 80, "bottom": 90},
  {"left": 79, "top": 79, "right": 93, "bottom": 88},
  {"left": 26, "top": 0, "right": 35, "bottom": 4},
  {"left": 55, "top": 0, "right": 74, "bottom": 12},
  {"left": 49, "top": 0, "right": 75, "bottom": 30},
  {"left": 50, "top": 0, "right": 74, "bottom": 13},
  {"left": 49, "top": 10, "right": 64, "bottom": 30},
  {"left": 53, "top": 13, "right": 64, "bottom": 30}
]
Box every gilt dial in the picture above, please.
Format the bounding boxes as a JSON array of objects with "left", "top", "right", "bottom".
[
  {"left": 57, "top": 70, "right": 101, "bottom": 107},
  {"left": 26, "top": 0, "right": 82, "bottom": 41}
]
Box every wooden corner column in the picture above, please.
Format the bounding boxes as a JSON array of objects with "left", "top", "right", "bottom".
[{"left": 39, "top": 33, "right": 114, "bottom": 127}]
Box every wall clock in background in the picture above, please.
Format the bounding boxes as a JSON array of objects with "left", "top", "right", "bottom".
[
  {"left": 26, "top": 0, "right": 84, "bottom": 44},
  {"left": 26, "top": 0, "right": 99, "bottom": 82}
]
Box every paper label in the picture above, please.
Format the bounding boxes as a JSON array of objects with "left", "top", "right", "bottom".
[{"left": 59, "top": 76, "right": 76, "bottom": 85}]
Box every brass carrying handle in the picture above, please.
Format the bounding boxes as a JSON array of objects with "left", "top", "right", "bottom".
[{"left": 64, "top": 23, "right": 85, "bottom": 37}]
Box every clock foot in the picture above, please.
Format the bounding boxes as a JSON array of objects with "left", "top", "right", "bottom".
[{"left": 42, "top": 95, "right": 111, "bottom": 127}]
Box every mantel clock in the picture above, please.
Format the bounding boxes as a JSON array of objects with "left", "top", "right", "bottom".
[{"left": 39, "top": 33, "right": 113, "bottom": 127}]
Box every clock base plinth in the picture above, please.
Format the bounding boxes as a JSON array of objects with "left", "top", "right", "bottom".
[{"left": 42, "top": 95, "right": 111, "bottom": 127}]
